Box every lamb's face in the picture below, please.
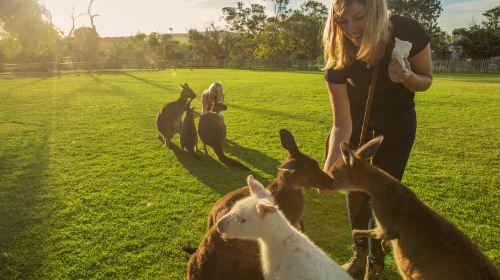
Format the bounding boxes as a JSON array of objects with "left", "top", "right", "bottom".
[
  {"left": 217, "top": 196, "right": 262, "bottom": 240},
  {"left": 217, "top": 175, "right": 277, "bottom": 240}
]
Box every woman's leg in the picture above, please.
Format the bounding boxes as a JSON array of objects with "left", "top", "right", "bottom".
[{"left": 368, "top": 109, "right": 417, "bottom": 265}]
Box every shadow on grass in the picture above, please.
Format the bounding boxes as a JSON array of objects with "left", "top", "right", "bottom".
[
  {"left": 171, "top": 145, "right": 268, "bottom": 196},
  {"left": 230, "top": 103, "right": 311, "bottom": 121},
  {"left": 123, "top": 72, "right": 177, "bottom": 92},
  {"left": 225, "top": 139, "right": 280, "bottom": 177},
  {"left": 87, "top": 73, "right": 179, "bottom": 104},
  {"left": 0, "top": 130, "right": 49, "bottom": 278},
  {"left": 0, "top": 121, "right": 46, "bottom": 127}
]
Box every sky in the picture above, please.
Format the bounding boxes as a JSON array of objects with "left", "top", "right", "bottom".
[{"left": 42, "top": 0, "right": 499, "bottom": 37}]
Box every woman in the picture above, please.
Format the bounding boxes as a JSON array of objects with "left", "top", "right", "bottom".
[
  {"left": 201, "top": 81, "right": 225, "bottom": 113},
  {"left": 322, "top": 0, "right": 432, "bottom": 278}
]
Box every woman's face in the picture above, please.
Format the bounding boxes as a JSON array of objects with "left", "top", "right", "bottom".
[{"left": 337, "top": 1, "right": 366, "bottom": 47}]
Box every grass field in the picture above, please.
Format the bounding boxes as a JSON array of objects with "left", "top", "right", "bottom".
[{"left": 0, "top": 69, "right": 498, "bottom": 279}]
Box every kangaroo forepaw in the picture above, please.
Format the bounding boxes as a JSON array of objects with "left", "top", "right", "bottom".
[
  {"left": 352, "top": 229, "right": 377, "bottom": 239},
  {"left": 381, "top": 239, "right": 392, "bottom": 254}
]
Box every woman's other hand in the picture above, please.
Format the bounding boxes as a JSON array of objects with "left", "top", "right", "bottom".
[{"left": 388, "top": 57, "right": 412, "bottom": 83}]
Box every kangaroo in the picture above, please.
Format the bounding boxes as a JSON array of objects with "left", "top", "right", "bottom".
[
  {"left": 180, "top": 98, "right": 200, "bottom": 159},
  {"left": 156, "top": 83, "right": 196, "bottom": 149},
  {"left": 198, "top": 102, "right": 249, "bottom": 171},
  {"left": 328, "top": 136, "right": 499, "bottom": 280},
  {"left": 186, "top": 129, "right": 338, "bottom": 280}
]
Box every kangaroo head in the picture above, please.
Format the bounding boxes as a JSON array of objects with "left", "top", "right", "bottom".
[
  {"left": 278, "top": 129, "right": 336, "bottom": 190},
  {"left": 329, "top": 135, "right": 384, "bottom": 189},
  {"left": 179, "top": 83, "right": 196, "bottom": 100}
]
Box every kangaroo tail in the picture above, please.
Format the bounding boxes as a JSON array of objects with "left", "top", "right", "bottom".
[
  {"left": 182, "top": 246, "right": 197, "bottom": 255},
  {"left": 213, "top": 145, "right": 250, "bottom": 171}
]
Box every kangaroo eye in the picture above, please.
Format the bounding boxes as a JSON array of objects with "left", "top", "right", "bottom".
[{"left": 240, "top": 219, "right": 246, "bottom": 223}]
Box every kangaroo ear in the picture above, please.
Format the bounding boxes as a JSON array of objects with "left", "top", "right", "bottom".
[
  {"left": 357, "top": 135, "right": 384, "bottom": 160},
  {"left": 277, "top": 159, "right": 296, "bottom": 174},
  {"left": 184, "top": 83, "right": 189, "bottom": 88},
  {"left": 179, "top": 83, "right": 185, "bottom": 88},
  {"left": 340, "top": 143, "right": 355, "bottom": 167},
  {"left": 256, "top": 201, "right": 277, "bottom": 216},
  {"left": 279, "top": 129, "right": 299, "bottom": 156},
  {"left": 247, "top": 175, "right": 266, "bottom": 197}
]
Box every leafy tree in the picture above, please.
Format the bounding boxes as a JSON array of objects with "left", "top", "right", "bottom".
[
  {"left": 71, "top": 27, "right": 99, "bottom": 63},
  {"left": 288, "top": 1, "right": 328, "bottom": 59},
  {"left": 222, "top": 2, "right": 267, "bottom": 59},
  {"left": 454, "top": 24, "right": 500, "bottom": 59},
  {"left": 254, "top": 20, "right": 300, "bottom": 68},
  {"left": 187, "top": 23, "right": 234, "bottom": 67},
  {"left": 482, "top": 6, "right": 500, "bottom": 30},
  {"left": 0, "top": 0, "right": 58, "bottom": 61},
  {"left": 387, "top": 0, "right": 450, "bottom": 58}
]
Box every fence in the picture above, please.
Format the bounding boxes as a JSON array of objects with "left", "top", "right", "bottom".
[{"left": 0, "top": 58, "right": 499, "bottom": 77}]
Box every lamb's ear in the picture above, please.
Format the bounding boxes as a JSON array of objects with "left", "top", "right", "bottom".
[
  {"left": 340, "top": 143, "right": 355, "bottom": 167},
  {"left": 256, "top": 201, "right": 277, "bottom": 216},
  {"left": 357, "top": 135, "right": 384, "bottom": 160},
  {"left": 277, "top": 159, "right": 296, "bottom": 174},
  {"left": 279, "top": 129, "right": 299, "bottom": 156},
  {"left": 247, "top": 175, "right": 266, "bottom": 196}
]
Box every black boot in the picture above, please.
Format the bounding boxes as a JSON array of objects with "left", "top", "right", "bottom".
[
  {"left": 364, "top": 259, "right": 384, "bottom": 280},
  {"left": 341, "top": 245, "right": 368, "bottom": 277}
]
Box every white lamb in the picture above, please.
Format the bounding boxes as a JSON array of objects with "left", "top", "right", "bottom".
[{"left": 217, "top": 175, "right": 352, "bottom": 280}]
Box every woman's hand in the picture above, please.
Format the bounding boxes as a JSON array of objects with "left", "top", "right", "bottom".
[{"left": 388, "top": 58, "right": 412, "bottom": 84}]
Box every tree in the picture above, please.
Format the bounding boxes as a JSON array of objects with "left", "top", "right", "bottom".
[
  {"left": 387, "top": 0, "right": 450, "bottom": 58},
  {"left": 187, "top": 23, "right": 234, "bottom": 67},
  {"left": 0, "top": 0, "right": 58, "bottom": 61},
  {"left": 222, "top": 2, "right": 267, "bottom": 59},
  {"left": 205, "top": 22, "right": 234, "bottom": 67},
  {"left": 288, "top": 1, "right": 328, "bottom": 59},
  {"left": 482, "top": 6, "right": 500, "bottom": 30},
  {"left": 454, "top": 23, "right": 500, "bottom": 59},
  {"left": 187, "top": 29, "right": 211, "bottom": 60},
  {"left": 71, "top": 27, "right": 100, "bottom": 63},
  {"left": 267, "top": 0, "right": 292, "bottom": 20}
]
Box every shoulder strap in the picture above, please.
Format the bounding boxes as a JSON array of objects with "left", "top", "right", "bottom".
[{"left": 358, "top": 65, "right": 379, "bottom": 148}]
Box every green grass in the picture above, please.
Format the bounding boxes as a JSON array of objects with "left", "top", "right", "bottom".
[{"left": 0, "top": 70, "right": 498, "bottom": 279}]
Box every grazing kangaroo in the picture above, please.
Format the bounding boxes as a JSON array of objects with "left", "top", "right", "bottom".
[
  {"left": 156, "top": 83, "right": 196, "bottom": 149},
  {"left": 217, "top": 175, "right": 352, "bottom": 280},
  {"left": 186, "top": 129, "right": 338, "bottom": 280},
  {"left": 180, "top": 98, "right": 200, "bottom": 159},
  {"left": 198, "top": 102, "right": 249, "bottom": 171},
  {"left": 328, "top": 136, "right": 499, "bottom": 280}
]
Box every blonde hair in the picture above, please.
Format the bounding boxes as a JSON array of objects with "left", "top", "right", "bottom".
[
  {"left": 208, "top": 81, "right": 224, "bottom": 103},
  {"left": 322, "top": 0, "right": 391, "bottom": 70}
]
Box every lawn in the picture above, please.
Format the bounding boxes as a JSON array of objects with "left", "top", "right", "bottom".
[{"left": 0, "top": 69, "right": 498, "bottom": 279}]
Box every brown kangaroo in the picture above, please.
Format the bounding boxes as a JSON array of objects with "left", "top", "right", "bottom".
[
  {"left": 198, "top": 102, "right": 249, "bottom": 171},
  {"left": 328, "top": 136, "right": 499, "bottom": 280},
  {"left": 180, "top": 98, "right": 200, "bottom": 159},
  {"left": 186, "top": 129, "right": 337, "bottom": 280},
  {"left": 156, "top": 83, "right": 196, "bottom": 149}
]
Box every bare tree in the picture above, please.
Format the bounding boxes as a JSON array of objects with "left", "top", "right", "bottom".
[
  {"left": 87, "top": 0, "right": 99, "bottom": 34},
  {"left": 48, "top": 7, "right": 84, "bottom": 39}
]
